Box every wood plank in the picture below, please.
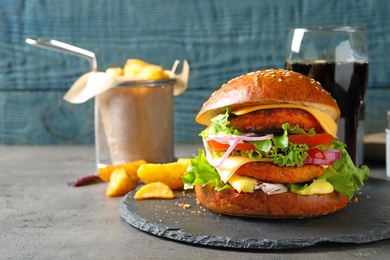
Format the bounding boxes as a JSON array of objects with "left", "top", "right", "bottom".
[
  {"left": 1, "top": 0, "right": 390, "bottom": 143},
  {"left": 1, "top": 0, "right": 390, "bottom": 91},
  {"left": 0, "top": 91, "right": 94, "bottom": 144}
]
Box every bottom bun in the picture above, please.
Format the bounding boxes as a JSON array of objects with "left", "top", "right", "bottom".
[{"left": 194, "top": 184, "right": 349, "bottom": 218}]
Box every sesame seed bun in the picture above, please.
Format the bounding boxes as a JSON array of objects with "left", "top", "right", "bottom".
[{"left": 196, "top": 69, "right": 340, "bottom": 126}]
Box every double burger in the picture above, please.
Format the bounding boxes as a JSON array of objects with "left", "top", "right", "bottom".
[{"left": 183, "top": 69, "right": 369, "bottom": 218}]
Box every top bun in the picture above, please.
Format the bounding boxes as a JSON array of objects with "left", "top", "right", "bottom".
[{"left": 196, "top": 69, "right": 340, "bottom": 126}]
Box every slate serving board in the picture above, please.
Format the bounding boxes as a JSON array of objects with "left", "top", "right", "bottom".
[{"left": 119, "top": 178, "right": 390, "bottom": 250}]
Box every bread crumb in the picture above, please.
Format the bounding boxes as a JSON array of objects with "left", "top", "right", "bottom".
[{"left": 178, "top": 203, "right": 191, "bottom": 209}]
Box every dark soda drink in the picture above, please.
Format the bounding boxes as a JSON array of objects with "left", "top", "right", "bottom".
[{"left": 286, "top": 61, "right": 369, "bottom": 164}]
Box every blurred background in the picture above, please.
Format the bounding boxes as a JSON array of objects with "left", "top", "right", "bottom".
[{"left": 1, "top": 0, "right": 389, "bottom": 144}]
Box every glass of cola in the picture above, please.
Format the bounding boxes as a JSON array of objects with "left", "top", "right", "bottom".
[{"left": 285, "top": 26, "right": 369, "bottom": 165}]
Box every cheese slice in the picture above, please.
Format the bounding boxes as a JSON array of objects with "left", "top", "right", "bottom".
[
  {"left": 232, "top": 104, "right": 338, "bottom": 137},
  {"left": 215, "top": 156, "right": 252, "bottom": 183},
  {"left": 229, "top": 174, "right": 257, "bottom": 193}
]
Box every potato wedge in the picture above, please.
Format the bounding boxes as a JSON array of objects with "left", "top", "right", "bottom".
[
  {"left": 177, "top": 158, "right": 192, "bottom": 165},
  {"left": 106, "top": 168, "right": 137, "bottom": 197},
  {"left": 123, "top": 59, "right": 149, "bottom": 78},
  {"left": 98, "top": 159, "right": 147, "bottom": 182},
  {"left": 134, "top": 182, "right": 174, "bottom": 200},
  {"left": 137, "top": 159, "right": 191, "bottom": 190},
  {"left": 123, "top": 59, "right": 168, "bottom": 79},
  {"left": 137, "top": 64, "right": 169, "bottom": 80},
  {"left": 105, "top": 67, "right": 124, "bottom": 76}
]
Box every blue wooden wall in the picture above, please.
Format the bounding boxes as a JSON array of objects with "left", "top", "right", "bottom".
[{"left": 1, "top": 0, "right": 390, "bottom": 144}]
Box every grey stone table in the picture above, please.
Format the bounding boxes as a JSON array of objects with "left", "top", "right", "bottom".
[{"left": 1, "top": 144, "right": 390, "bottom": 259}]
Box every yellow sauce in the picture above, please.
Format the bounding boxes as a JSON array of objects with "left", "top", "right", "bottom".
[{"left": 293, "top": 179, "right": 334, "bottom": 195}]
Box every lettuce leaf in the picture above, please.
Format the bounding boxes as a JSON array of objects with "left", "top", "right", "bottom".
[
  {"left": 199, "top": 108, "right": 241, "bottom": 138},
  {"left": 319, "top": 148, "right": 369, "bottom": 199},
  {"left": 288, "top": 146, "right": 369, "bottom": 199},
  {"left": 183, "top": 149, "right": 231, "bottom": 191},
  {"left": 285, "top": 123, "right": 316, "bottom": 136}
]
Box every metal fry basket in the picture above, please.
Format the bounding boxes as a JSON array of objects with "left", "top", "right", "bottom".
[{"left": 95, "top": 79, "right": 175, "bottom": 166}]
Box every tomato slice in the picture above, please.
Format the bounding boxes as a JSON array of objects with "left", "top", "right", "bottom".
[
  {"left": 288, "top": 134, "right": 334, "bottom": 146},
  {"left": 208, "top": 140, "right": 256, "bottom": 151}
]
